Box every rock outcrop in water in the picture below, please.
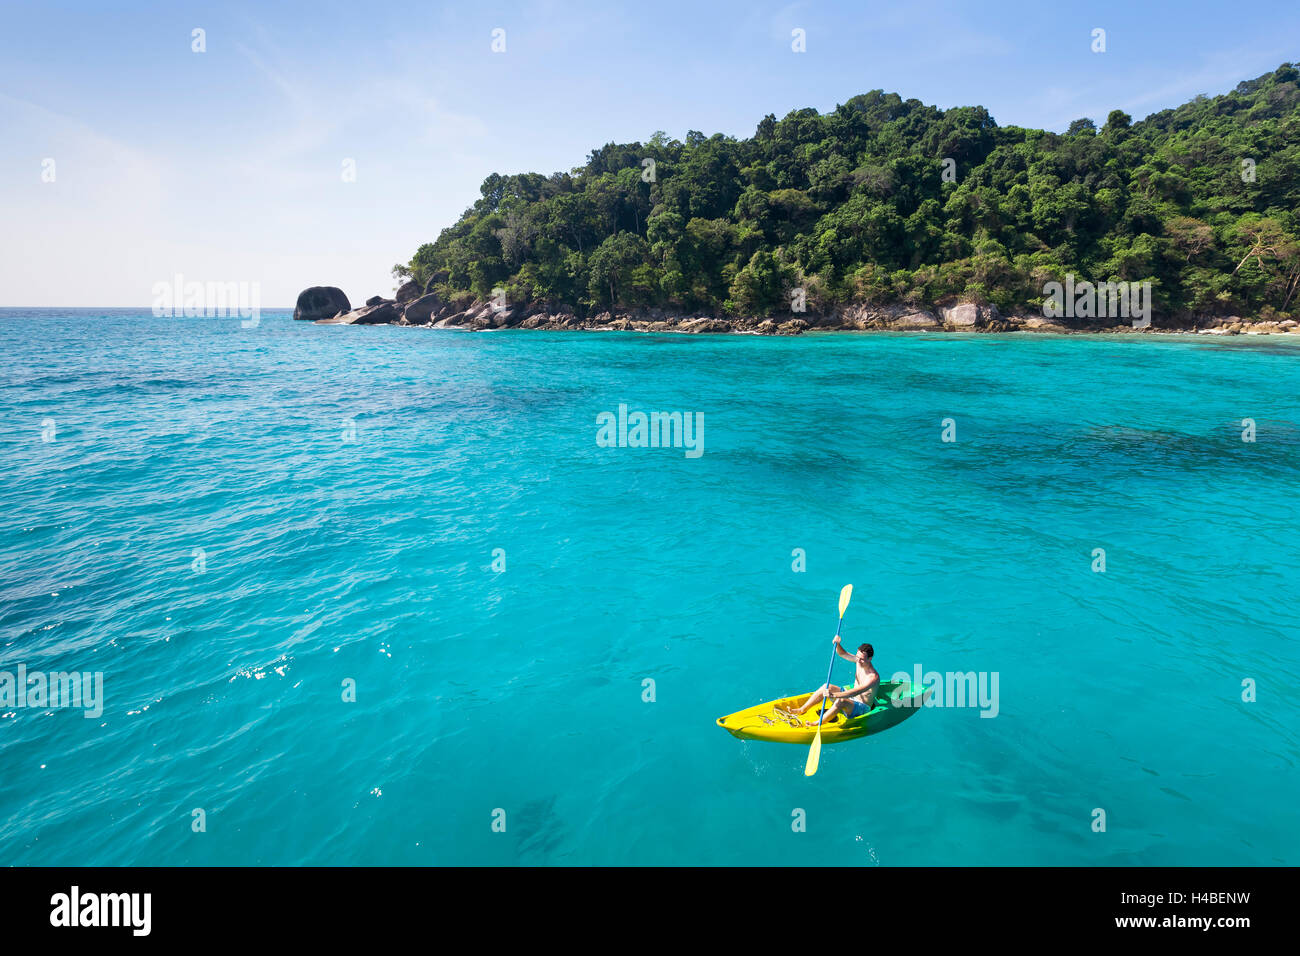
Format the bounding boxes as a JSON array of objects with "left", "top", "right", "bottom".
[
  {"left": 402, "top": 292, "right": 445, "bottom": 325},
  {"left": 293, "top": 286, "right": 351, "bottom": 321},
  {"left": 316, "top": 300, "right": 403, "bottom": 325}
]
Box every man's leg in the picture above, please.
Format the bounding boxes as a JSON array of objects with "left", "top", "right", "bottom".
[
  {"left": 810, "top": 697, "right": 848, "bottom": 725},
  {"left": 794, "top": 684, "right": 840, "bottom": 715}
]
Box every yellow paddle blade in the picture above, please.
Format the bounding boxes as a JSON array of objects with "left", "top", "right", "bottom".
[
  {"left": 804, "top": 726, "right": 823, "bottom": 776},
  {"left": 838, "top": 584, "right": 853, "bottom": 619}
]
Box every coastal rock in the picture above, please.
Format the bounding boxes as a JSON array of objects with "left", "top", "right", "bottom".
[
  {"left": 403, "top": 292, "right": 444, "bottom": 325},
  {"left": 678, "top": 317, "right": 732, "bottom": 333},
  {"left": 294, "top": 286, "right": 351, "bottom": 321},
  {"left": 440, "top": 307, "right": 471, "bottom": 327},
  {"left": 890, "top": 311, "right": 939, "bottom": 330},
  {"left": 939, "top": 302, "right": 1001, "bottom": 329},
  {"left": 395, "top": 280, "right": 422, "bottom": 303},
  {"left": 465, "top": 304, "right": 517, "bottom": 330},
  {"left": 423, "top": 271, "right": 450, "bottom": 295},
  {"left": 359, "top": 301, "right": 402, "bottom": 324},
  {"left": 837, "top": 305, "right": 886, "bottom": 330},
  {"left": 941, "top": 303, "right": 980, "bottom": 328},
  {"left": 1023, "top": 316, "right": 1069, "bottom": 332},
  {"left": 319, "top": 301, "right": 402, "bottom": 325},
  {"left": 303, "top": 294, "right": 1293, "bottom": 336},
  {"left": 497, "top": 305, "right": 532, "bottom": 327}
]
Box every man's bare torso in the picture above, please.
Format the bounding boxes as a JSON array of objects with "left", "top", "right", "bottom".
[{"left": 852, "top": 662, "right": 879, "bottom": 706}]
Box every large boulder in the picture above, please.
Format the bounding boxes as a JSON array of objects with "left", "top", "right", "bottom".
[
  {"left": 838, "top": 306, "right": 893, "bottom": 330},
  {"left": 294, "top": 286, "right": 351, "bottom": 321},
  {"left": 940, "top": 302, "right": 1000, "bottom": 329},
  {"left": 395, "top": 279, "right": 422, "bottom": 303},
  {"left": 463, "top": 304, "right": 522, "bottom": 330},
  {"left": 1023, "top": 316, "right": 1068, "bottom": 332},
  {"left": 317, "top": 301, "right": 402, "bottom": 325},
  {"left": 354, "top": 301, "right": 402, "bottom": 325},
  {"left": 941, "top": 303, "right": 980, "bottom": 328},
  {"left": 496, "top": 304, "right": 532, "bottom": 327},
  {"left": 890, "top": 310, "right": 939, "bottom": 329},
  {"left": 403, "top": 292, "right": 444, "bottom": 325},
  {"left": 678, "top": 317, "right": 733, "bottom": 333}
]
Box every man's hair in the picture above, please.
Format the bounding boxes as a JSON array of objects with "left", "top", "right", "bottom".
[{"left": 858, "top": 643, "right": 873, "bottom": 659}]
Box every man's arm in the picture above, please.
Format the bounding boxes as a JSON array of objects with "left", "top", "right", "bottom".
[
  {"left": 832, "top": 674, "right": 880, "bottom": 699},
  {"left": 834, "top": 641, "right": 857, "bottom": 663}
]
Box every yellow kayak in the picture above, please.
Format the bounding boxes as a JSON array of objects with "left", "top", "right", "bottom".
[{"left": 716, "top": 680, "right": 931, "bottom": 744}]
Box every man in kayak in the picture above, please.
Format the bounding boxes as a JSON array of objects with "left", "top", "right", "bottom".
[{"left": 792, "top": 638, "right": 879, "bottom": 725}]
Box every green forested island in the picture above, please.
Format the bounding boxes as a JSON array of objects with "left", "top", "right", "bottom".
[{"left": 390, "top": 64, "right": 1299, "bottom": 329}]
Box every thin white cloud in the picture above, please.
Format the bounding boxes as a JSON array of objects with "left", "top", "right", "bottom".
[{"left": 1117, "top": 46, "right": 1293, "bottom": 116}]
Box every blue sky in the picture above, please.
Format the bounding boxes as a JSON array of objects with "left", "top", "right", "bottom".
[{"left": 2, "top": 0, "right": 1297, "bottom": 306}]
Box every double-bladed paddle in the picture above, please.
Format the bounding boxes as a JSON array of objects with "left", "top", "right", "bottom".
[{"left": 805, "top": 583, "right": 853, "bottom": 777}]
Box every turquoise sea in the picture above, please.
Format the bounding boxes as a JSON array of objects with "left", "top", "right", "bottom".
[{"left": 1, "top": 308, "right": 1297, "bottom": 866}]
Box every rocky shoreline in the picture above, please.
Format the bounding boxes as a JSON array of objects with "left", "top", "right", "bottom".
[{"left": 292, "top": 285, "right": 1300, "bottom": 336}]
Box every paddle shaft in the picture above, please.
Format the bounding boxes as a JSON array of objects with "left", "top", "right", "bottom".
[
  {"left": 813, "top": 616, "right": 848, "bottom": 726},
  {"left": 805, "top": 584, "right": 852, "bottom": 777}
]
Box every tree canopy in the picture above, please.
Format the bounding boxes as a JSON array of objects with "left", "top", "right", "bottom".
[{"left": 397, "top": 64, "right": 1300, "bottom": 321}]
